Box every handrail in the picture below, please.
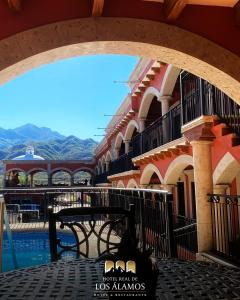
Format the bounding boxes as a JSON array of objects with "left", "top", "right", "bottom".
[
  {"left": 132, "top": 103, "right": 181, "bottom": 156},
  {"left": 173, "top": 222, "right": 197, "bottom": 233},
  {"left": 0, "top": 186, "right": 169, "bottom": 194}
]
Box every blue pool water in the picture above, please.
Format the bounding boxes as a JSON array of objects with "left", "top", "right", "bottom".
[{"left": 2, "top": 230, "right": 75, "bottom": 272}]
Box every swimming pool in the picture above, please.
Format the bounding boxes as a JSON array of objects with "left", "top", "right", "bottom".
[{"left": 2, "top": 230, "right": 75, "bottom": 272}]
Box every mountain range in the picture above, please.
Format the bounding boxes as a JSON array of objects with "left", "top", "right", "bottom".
[{"left": 0, "top": 124, "right": 98, "bottom": 161}]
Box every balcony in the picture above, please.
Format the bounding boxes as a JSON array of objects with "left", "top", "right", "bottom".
[
  {"left": 181, "top": 71, "right": 240, "bottom": 135},
  {"left": 109, "top": 151, "right": 138, "bottom": 175},
  {"left": 132, "top": 104, "right": 182, "bottom": 157}
]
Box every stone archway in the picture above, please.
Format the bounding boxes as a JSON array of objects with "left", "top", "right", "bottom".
[
  {"left": 140, "top": 163, "right": 163, "bottom": 186},
  {"left": 164, "top": 155, "right": 193, "bottom": 184},
  {"left": 0, "top": 18, "right": 239, "bottom": 104},
  {"left": 213, "top": 152, "right": 240, "bottom": 185},
  {"left": 127, "top": 178, "right": 138, "bottom": 188}
]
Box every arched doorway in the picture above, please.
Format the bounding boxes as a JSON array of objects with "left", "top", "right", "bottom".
[
  {"left": 28, "top": 170, "right": 48, "bottom": 187},
  {"left": 51, "top": 170, "right": 72, "bottom": 186},
  {"left": 73, "top": 170, "right": 92, "bottom": 186}
]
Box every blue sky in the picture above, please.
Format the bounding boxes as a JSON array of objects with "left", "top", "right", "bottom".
[{"left": 0, "top": 55, "right": 138, "bottom": 141}]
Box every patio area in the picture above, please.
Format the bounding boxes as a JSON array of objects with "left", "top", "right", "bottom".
[{"left": 0, "top": 258, "right": 239, "bottom": 299}]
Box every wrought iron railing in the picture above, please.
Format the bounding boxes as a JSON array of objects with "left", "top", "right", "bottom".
[
  {"left": 208, "top": 194, "right": 240, "bottom": 264},
  {"left": 131, "top": 104, "right": 182, "bottom": 157},
  {"left": 108, "top": 151, "right": 138, "bottom": 175},
  {"left": 2, "top": 187, "right": 177, "bottom": 259},
  {"left": 181, "top": 71, "right": 240, "bottom": 136},
  {"left": 173, "top": 222, "right": 198, "bottom": 260}
]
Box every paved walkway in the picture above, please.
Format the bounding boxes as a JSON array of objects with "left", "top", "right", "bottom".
[{"left": 0, "top": 258, "right": 240, "bottom": 299}]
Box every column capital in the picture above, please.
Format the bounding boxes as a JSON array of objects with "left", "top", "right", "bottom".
[
  {"left": 190, "top": 140, "right": 213, "bottom": 146},
  {"left": 158, "top": 95, "right": 172, "bottom": 102},
  {"left": 213, "top": 184, "right": 229, "bottom": 194},
  {"left": 182, "top": 116, "right": 215, "bottom": 143},
  {"left": 161, "top": 184, "right": 175, "bottom": 193}
]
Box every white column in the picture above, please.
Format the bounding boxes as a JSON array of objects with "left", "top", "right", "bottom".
[
  {"left": 159, "top": 95, "right": 172, "bottom": 115},
  {"left": 191, "top": 140, "right": 213, "bottom": 254},
  {"left": 139, "top": 119, "right": 146, "bottom": 133},
  {"left": 124, "top": 140, "right": 130, "bottom": 153}
]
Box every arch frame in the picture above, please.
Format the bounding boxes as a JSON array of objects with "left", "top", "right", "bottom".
[
  {"left": 72, "top": 167, "right": 95, "bottom": 176},
  {"left": 213, "top": 152, "right": 240, "bottom": 185},
  {"left": 0, "top": 18, "right": 239, "bottom": 103},
  {"left": 51, "top": 168, "right": 73, "bottom": 176},
  {"left": 27, "top": 168, "right": 48, "bottom": 175},
  {"left": 6, "top": 168, "right": 26, "bottom": 174},
  {"left": 163, "top": 154, "right": 193, "bottom": 184},
  {"left": 140, "top": 163, "right": 163, "bottom": 185},
  {"left": 159, "top": 65, "right": 181, "bottom": 97},
  {"left": 114, "top": 132, "right": 124, "bottom": 150},
  {"left": 105, "top": 150, "right": 112, "bottom": 162},
  {"left": 124, "top": 119, "right": 139, "bottom": 141},
  {"left": 127, "top": 178, "right": 138, "bottom": 188},
  {"left": 116, "top": 180, "right": 125, "bottom": 188},
  {"left": 138, "top": 86, "right": 160, "bottom": 120}
]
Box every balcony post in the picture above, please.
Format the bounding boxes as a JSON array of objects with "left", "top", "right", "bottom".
[
  {"left": 124, "top": 140, "right": 130, "bottom": 153},
  {"left": 139, "top": 118, "right": 146, "bottom": 133},
  {"left": 114, "top": 148, "right": 120, "bottom": 159},
  {"left": 159, "top": 95, "right": 172, "bottom": 115},
  {"left": 183, "top": 120, "right": 215, "bottom": 256},
  {"left": 191, "top": 140, "right": 213, "bottom": 254}
]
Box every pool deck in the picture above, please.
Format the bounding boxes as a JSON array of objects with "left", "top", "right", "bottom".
[
  {"left": 0, "top": 258, "right": 240, "bottom": 299},
  {"left": 9, "top": 222, "right": 48, "bottom": 230}
]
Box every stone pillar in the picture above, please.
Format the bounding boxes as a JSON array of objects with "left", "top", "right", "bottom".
[
  {"left": 71, "top": 175, "right": 74, "bottom": 186},
  {"left": 25, "top": 174, "right": 29, "bottom": 187},
  {"left": 30, "top": 174, "right": 33, "bottom": 187},
  {"left": 213, "top": 184, "right": 229, "bottom": 254},
  {"left": 124, "top": 140, "right": 130, "bottom": 153},
  {"left": 139, "top": 119, "right": 146, "bottom": 133},
  {"left": 182, "top": 116, "right": 215, "bottom": 255},
  {"left": 47, "top": 163, "right": 51, "bottom": 186},
  {"left": 191, "top": 140, "right": 213, "bottom": 253},
  {"left": 159, "top": 95, "right": 172, "bottom": 115}
]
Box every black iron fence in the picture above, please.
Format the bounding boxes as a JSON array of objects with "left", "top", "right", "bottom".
[
  {"left": 181, "top": 71, "right": 240, "bottom": 136},
  {"left": 209, "top": 194, "right": 240, "bottom": 263},
  {"left": 131, "top": 104, "right": 182, "bottom": 157},
  {"left": 2, "top": 187, "right": 198, "bottom": 260}
]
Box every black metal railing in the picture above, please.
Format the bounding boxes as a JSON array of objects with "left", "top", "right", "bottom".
[
  {"left": 131, "top": 104, "right": 182, "bottom": 157},
  {"left": 181, "top": 71, "right": 240, "bottom": 136},
  {"left": 209, "top": 194, "right": 240, "bottom": 264},
  {"left": 173, "top": 222, "right": 198, "bottom": 260},
  {"left": 3, "top": 187, "right": 199, "bottom": 260},
  {"left": 108, "top": 151, "right": 138, "bottom": 175},
  {"left": 2, "top": 187, "right": 178, "bottom": 259}
]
